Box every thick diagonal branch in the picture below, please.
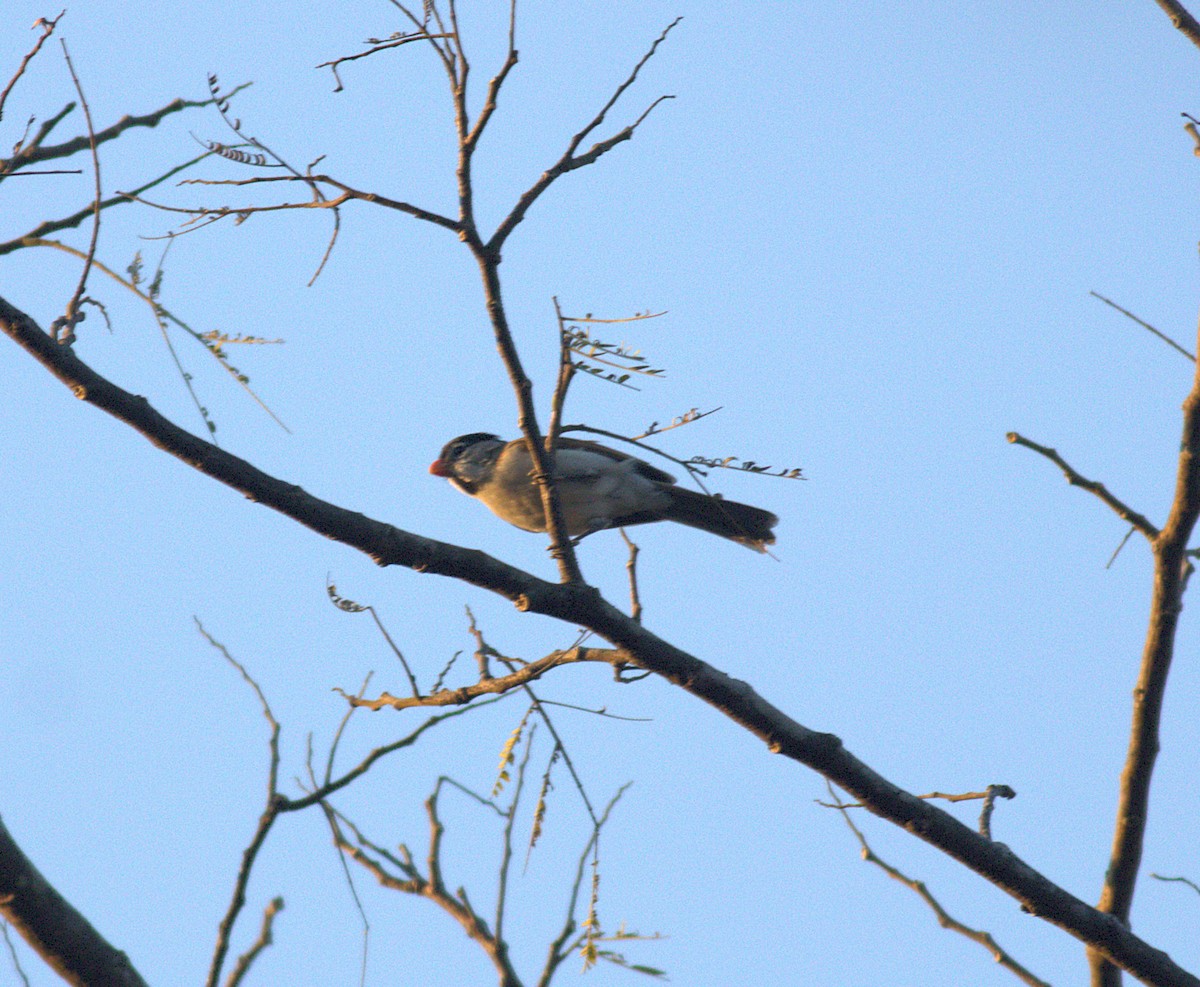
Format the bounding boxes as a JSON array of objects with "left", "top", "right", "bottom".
[
  {"left": 3, "top": 296, "right": 1197, "bottom": 986},
  {"left": 1151, "top": 0, "right": 1200, "bottom": 49},
  {"left": 0, "top": 815, "right": 149, "bottom": 987}
]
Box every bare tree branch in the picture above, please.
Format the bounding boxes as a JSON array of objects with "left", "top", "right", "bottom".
[
  {"left": 1006, "top": 432, "right": 1160, "bottom": 540},
  {"left": 0, "top": 815, "right": 149, "bottom": 987},
  {"left": 487, "top": 19, "right": 680, "bottom": 254},
  {"left": 134, "top": 171, "right": 461, "bottom": 234},
  {"left": 223, "top": 897, "right": 283, "bottom": 987},
  {"left": 195, "top": 619, "right": 498, "bottom": 985},
  {"left": 1, "top": 293, "right": 1194, "bottom": 986},
  {"left": 287, "top": 700, "right": 497, "bottom": 812},
  {"left": 3, "top": 88, "right": 247, "bottom": 173},
  {"left": 327, "top": 584, "right": 422, "bottom": 697},
  {"left": 1088, "top": 305, "right": 1200, "bottom": 985},
  {"left": 200, "top": 624, "right": 285, "bottom": 987},
  {"left": 536, "top": 784, "right": 631, "bottom": 987},
  {"left": 1151, "top": 0, "right": 1200, "bottom": 50},
  {"left": 5, "top": 5, "right": 1199, "bottom": 982},
  {"left": 337, "top": 646, "right": 622, "bottom": 712},
  {"left": 1, "top": 919, "right": 32, "bottom": 987},
  {"left": 0, "top": 12, "right": 62, "bottom": 127},
  {"left": 1091, "top": 291, "right": 1195, "bottom": 362},
  {"left": 1150, "top": 873, "right": 1200, "bottom": 897},
  {"left": 317, "top": 31, "right": 456, "bottom": 93},
  {"left": 53, "top": 40, "right": 100, "bottom": 345},
  {"left": 0, "top": 152, "right": 211, "bottom": 256},
  {"left": 330, "top": 789, "right": 525, "bottom": 987},
  {"left": 825, "top": 782, "right": 1051, "bottom": 987}
]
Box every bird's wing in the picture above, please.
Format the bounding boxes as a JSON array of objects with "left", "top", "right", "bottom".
[{"left": 554, "top": 437, "right": 677, "bottom": 485}]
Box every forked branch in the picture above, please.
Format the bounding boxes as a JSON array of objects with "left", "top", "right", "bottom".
[
  {"left": 2, "top": 294, "right": 1194, "bottom": 985},
  {"left": 825, "top": 782, "right": 1050, "bottom": 987},
  {"left": 1087, "top": 302, "right": 1200, "bottom": 985},
  {"left": 337, "top": 646, "right": 625, "bottom": 712},
  {"left": 3, "top": 87, "right": 247, "bottom": 173},
  {"left": 488, "top": 18, "right": 680, "bottom": 254}
]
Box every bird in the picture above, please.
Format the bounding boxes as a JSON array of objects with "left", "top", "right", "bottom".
[{"left": 429, "top": 432, "right": 778, "bottom": 551}]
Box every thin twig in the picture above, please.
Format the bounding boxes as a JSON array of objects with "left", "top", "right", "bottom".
[
  {"left": 0, "top": 13, "right": 63, "bottom": 127},
  {"left": 547, "top": 297, "right": 576, "bottom": 455},
  {"left": 1091, "top": 291, "right": 1195, "bottom": 362},
  {"left": 536, "top": 784, "right": 631, "bottom": 987},
  {"left": 223, "top": 897, "right": 283, "bottom": 987},
  {"left": 135, "top": 172, "right": 460, "bottom": 233},
  {"left": 323, "top": 673, "right": 372, "bottom": 786},
  {"left": 1185, "top": 113, "right": 1200, "bottom": 155},
  {"left": 635, "top": 406, "right": 721, "bottom": 440},
  {"left": 54, "top": 41, "right": 100, "bottom": 346},
  {"left": 139, "top": 237, "right": 219, "bottom": 440},
  {"left": 335, "top": 647, "right": 620, "bottom": 712},
  {"left": 977, "top": 784, "right": 1016, "bottom": 840},
  {"left": 288, "top": 701, "right": 497, "bottom": 812},
  {"left": 367, "top": 608, "right": 420, "bottom": 696},
  {"left": 495, "top": 725, "right": 536, "bottom": 945},
  {"left": 304, "top": 683, "right": 374, "bottom": 987},
  {"left": 462, "top": 0, "right": 519, "bottom": 156},
  {"left": 825, "top": 781, "right": 1050, "bottom": 987},
  {"left": 326, "top": 582, "right": 422, "bottom": 697},
  {"left": 1, "top": 152, "right": 212, "bottom": 256},
  {"left": 819, "top": 787, "right": 1014, "bottom": 811},
  {"left": 196, "top": 621, "right": 283, "bottom": 987},
  {"left": 9, "top": 86, "right": 249, "bottom": 170},
  {"left": 620, "top": 529, "right": 643, "bottom": 623},
  {"left": 319, "top": 801, "right": 371, "bottom": 987},
  {"left": 0, "top": 920, "right": 31, "bottom": 987},
  {"left": 1149, "top": 873, "right": 1200, "bottom": 896},
  {"left": 24, "top": 236, "right": 287, "bottom": 435},
  {"left": 332, "top": 789, "right": 524, "bottom": 987},
  {"left": 532, "top": 699, "right": 651, "bottom": 722},
  {"left": 1006, "top": 432, "right": 1159, "bottom": 540},
  {"left": 317, "top": 32, "right": 456, "bottom": 92},
  {"left": 1106, "top": 526, "right": 1137, "bottom": 570},
  {"left": 13, "top": 101, "right": 74, "bottom": 161},
  {"left": 470, "top": 616, "right": 600, "bottom": 827},
  {"left": 488, "top": 18, "right": 680, "bottom": 253}
]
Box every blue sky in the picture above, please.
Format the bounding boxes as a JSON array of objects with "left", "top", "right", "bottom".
[{"left": 3, "top": 2, "right": 1200, "bottom": 985}]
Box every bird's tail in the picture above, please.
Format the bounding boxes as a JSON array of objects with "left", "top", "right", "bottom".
[{"left": 662, "top": 487, "right": 778, "bottom": 552}]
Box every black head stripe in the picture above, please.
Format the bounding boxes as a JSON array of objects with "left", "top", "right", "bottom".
[{"left": 440, "top": 432, "right": 502, "bottom": 463}]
